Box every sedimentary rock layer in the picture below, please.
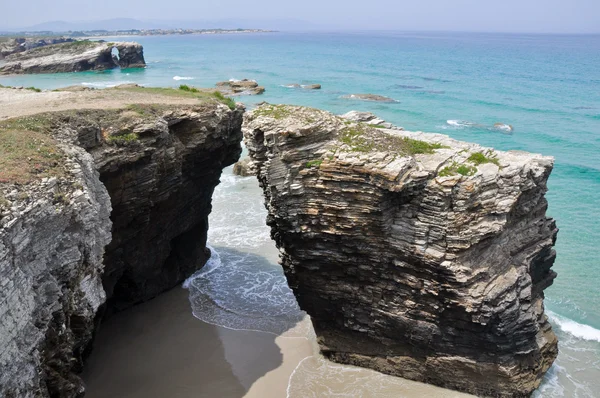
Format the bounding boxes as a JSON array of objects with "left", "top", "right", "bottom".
[
  {"left": 0, "top": 40, "right": 145, "bottom": 75},
  {"left": 0, "top": 98, "right": 242, "bottom": 397},
  {"left": 244, "top": 104, "right": 558, "bottom": 397}
]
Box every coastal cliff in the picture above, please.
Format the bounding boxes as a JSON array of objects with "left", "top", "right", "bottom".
[
  {"left": 0, "top": 40, "right": 145, "bottom": 75},
  {"left": 244, "top": 105, "right": 558, "bottom": 397},
  {"left": 0, "top": 88, "right": 242, "bottom": 397}
]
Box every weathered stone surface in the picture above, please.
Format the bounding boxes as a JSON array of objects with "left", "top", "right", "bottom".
[
  {"left": 216, "top": 79, "right": 265, "bottom": 95},
  {"left": 244, "top": 104, "right": 558, "bottom": 397},
  {"left": 341, "top": 110, "right": 402, "bottom": 130},
  {"left": 0, "top": 100, "right": 243, "bottom": 396},
  {"left": 0, "top": 37, "right": 75, "bottom": 60},
  {"left": 0, "top": 40, "right": 145, "bottom": 75}
]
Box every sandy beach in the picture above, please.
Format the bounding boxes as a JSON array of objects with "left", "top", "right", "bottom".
[{"left": 82, "top": 286, "right": 313, "bottom": 398}]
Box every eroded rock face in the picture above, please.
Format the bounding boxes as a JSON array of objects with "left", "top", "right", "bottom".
[
  {"left": 244, "top": 104, "right": 558, "bottom": 397},
  {"left": 0, "top": 40, "right": 146, "bottom": 75},
  {"left": 0, "top": 102, "right": 243, "bottom": 396},
  {"left": 0, "top": 37, "right": 75, "bottom": 60}
]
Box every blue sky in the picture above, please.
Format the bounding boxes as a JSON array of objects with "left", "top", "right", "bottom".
[{"left": 1, "top": 0, "right": 598, "bottom": 33}]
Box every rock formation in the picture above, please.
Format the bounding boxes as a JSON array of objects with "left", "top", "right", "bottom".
[
  {"left": 285, "top": 83, "right": 322, "bottom": 89},
  {"left": 216, "top": 79, "right": 265, "bottom": 95},
  {"left": 0, "top": 40, "right": 145, "bottom": 75},
  {"left": 0, "top": 37, "right": 75, "bottom": 59},
  {"left": 342, "top": 93, "right": 398, "bottom": 102},
  {"left": 340, "top": 110, "right": 402, "bottom": 130},
  {"left": 244, "top": 104, "right": 558, "bottom": 397},
  {"left": 0, "top": 90, "right": 242, "bottom": 397},
  {"left": 232, "top": 156, "right": 257, "bottom": 176}
]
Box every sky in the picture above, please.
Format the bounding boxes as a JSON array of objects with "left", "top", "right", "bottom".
[{"left": 0, "top": 0, "right": 598, "bottom": 33}]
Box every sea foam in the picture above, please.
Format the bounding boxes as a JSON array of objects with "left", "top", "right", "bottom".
[
  {"left": 547, "top": 311, "right": 600, "bottom": 342},
  {"left": 173, "top": 76, "right": 195, "bottom": 81}
]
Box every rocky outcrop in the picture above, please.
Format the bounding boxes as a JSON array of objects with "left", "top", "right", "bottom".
[
  {"left": 342, "top": 93, "right": 398, "bottom": 102},
  {"left": 0, "top": 99, "right": 242, "bottom": 396},
  {"left": 0, "top": 37, "right": 75, "bottom": 59},
  {"left": 340, "top": 110, "right": 403, "bottom": 130},
  {"left": 0, "top": 40, "right": 145, "bottom": 75},
  {"left": 285, "top": 83, "right": 321, "bottom": 89},
  {"left": 244, "top": 104, "right": 558, "bottom": 397},
  {"left": 216, "top": 79, "right": 265, "bottom": 95}
]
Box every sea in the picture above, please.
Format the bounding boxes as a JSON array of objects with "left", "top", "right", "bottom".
[{"left": 2, "top": 31, "right": 599, "bottom": 397}]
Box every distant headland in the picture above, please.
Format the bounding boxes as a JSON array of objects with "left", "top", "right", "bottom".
[{"left": 0, "top": 28, "right": 275, "bottom": 38}]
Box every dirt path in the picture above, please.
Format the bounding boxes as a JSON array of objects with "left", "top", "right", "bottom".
[{"left": 0, "top": 86, "right": 213, "bottom": 120}]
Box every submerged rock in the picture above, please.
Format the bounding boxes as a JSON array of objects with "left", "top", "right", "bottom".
[
  {"left": 0, "top": 40, "right": 146, "bottom": 75},
  {"left": 342, "top": 93, "right": 398, "bottom": 102},
  {"left": 494, "top": 122, "right": 514, "bottom": 133},
  {"left": 216, "top": 79, "right": 265, "bottom": 95},
  {"left": 233, "top": 157, "right": 257, "bottom": 176},
  {"left": 0, "top": 94, "right": 243, "bottom": 396},
  {"left": 284, "top": 83, "right": 321, "bottom": 89},
  {"left": 244, "top": 104, "right": 558, "bottom": 397}
]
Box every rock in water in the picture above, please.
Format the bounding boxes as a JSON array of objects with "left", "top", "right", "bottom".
[
  {"left": 233, "top": 157, "right": 257, "bottom": 176},
  {"left": 494, "top": 123, "right": 514, "bottom": 133},
  {"left": 244, "top": 104, "right": 559, "bottom": 397},
  {"left": 342, "top": 93, "right": 398, "bottom": 102},
  {"left": 216, "top": 79, "right": 265, "bottom": 95},
  {"left": 0, "top": 40, "right": 145, "bottom": 75}
]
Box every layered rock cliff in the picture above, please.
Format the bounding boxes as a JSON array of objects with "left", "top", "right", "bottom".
[
  {"left": 0, "top": 92, "right": 242, "bottom": 397},
  {"left": 0, "top": 40, "right": 145, "bottom": 75},
  {"left": 244, "top": 105, "right": 558, "bottom": 397},
  {"left": 0, "top": 37, "right": 75, "bottom": 60}
]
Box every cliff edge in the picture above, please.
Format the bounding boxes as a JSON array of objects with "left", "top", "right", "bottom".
[
  {"left": 0, "top": 87, "right": 242, "bottom": 397},
  {"left": 244, "top": 104, "right": 558, "bottom": 397}
]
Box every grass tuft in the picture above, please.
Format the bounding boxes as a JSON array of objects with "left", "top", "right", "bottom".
[
  {"left": 305, "top": 159, "right": 323, "bottom": 168},
  {"left": 438, "top": 161, "right": 477, "bottom": 177},
  {"left": 467, "top": 151, "right": 500, "bottom": 166},
  {"left": 212, "top": 91, "right": 236, "bottom": 110}
]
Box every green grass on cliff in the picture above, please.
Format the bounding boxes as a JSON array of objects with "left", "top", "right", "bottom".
[
  {"left": 340, "top": 124, "right": 446, "bottom": 155},
  {"left": 467, "top": 151, "right": 500, "bottom": 166},
  {"left": 0, "top": 124, "right": 65, "bottom": 184}
]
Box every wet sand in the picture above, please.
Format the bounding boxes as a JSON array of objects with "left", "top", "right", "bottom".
[
  {"left": 83, "top": 284, "right": 472, "bottom": 398},
  {"left": 82, "top": 286, "right": 312, "bottom": 398}
]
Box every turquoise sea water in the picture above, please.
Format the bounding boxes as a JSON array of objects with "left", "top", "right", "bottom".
[{"left": 2, "top": 31, "right": 599, "bottom": 395}]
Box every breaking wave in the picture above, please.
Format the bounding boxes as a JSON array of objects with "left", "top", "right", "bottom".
[
  {"left": 173, "top": 76, "right": 195, "bottom": 80},
  {"left": 547, "top": 311, "right": 600, "bottom": 342}
]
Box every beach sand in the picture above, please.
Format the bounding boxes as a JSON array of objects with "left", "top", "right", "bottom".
[
  {"left": 82, "top": 286, "right": 312, "bottom": 398},
  {"left": 83, "top": 284, "right": 472, "bottom": 398}
]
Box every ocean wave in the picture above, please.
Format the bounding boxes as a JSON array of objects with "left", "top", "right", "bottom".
[
  {"left": 547, "top": 311, "right": 600, "bottom": 342},
  {"left": 173, "top": 76, "right": 195, "bottom": 81},
  {"left": 446, "top": 119, "right": 477, "bottom": 128},
  {"left": 184, "top": 246, "right": 307, "bottom": 336}
]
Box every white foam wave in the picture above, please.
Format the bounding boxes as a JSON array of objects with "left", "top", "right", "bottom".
[
  {"left": 446, "top": 119, "right": 477, "bottom": 128},
  {"left": 547, "top": 311, "right": 600, "bottom": 342},
  {"left": 173, "top": 76, "right": 195, "bottom": 81},
  {"left": 184, "top": 246, "right": 307, "bottom": 336},
  {"left": 229, "top": 78, "right": 257, "bottom": 83}
]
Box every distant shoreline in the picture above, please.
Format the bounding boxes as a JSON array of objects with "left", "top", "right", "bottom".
[{"left": 0, "top": 29, "right": 276, "bottom": 39}]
